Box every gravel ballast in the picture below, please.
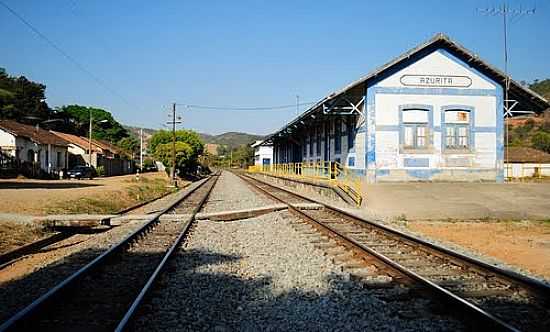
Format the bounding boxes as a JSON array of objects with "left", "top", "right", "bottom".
[
  {"left": 0, "top": 219, "right": 147, "bottom": 323},
  {"left": 135, "top": 211, "right": 463, "bottom": 331},
  {"left": 201, "top": 171, "right": 273, "bottom": 213},
  {"left": 134, "top": 171, "right": 463, "bottom": 331}
]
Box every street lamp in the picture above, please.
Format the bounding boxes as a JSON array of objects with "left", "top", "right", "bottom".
[{"left": 88, "top": 113, "right": 108, "bottom": 166}]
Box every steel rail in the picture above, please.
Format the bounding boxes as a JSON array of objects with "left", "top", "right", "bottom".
[
  {"left": 242, "top": 173, "right": 550, "bottom": 297},
  {"left": 0, "top": 185, "right": 184, "bottom": 270},
  {"left": 0, "top": 232, "right": 73, "bottom": 269},
  {"left": 114, "top": 172, "right": 219, "bottom": 331},
  {"left": 238, "top": 173, "right": 550, "bottom": 331},
  {"left": 0, "top": 175, "right": 215, "bottom": 332}
]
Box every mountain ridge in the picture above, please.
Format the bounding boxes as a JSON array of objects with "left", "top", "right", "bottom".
[{"left": 124, "top": 125, "right": 264, "bottom": 148}]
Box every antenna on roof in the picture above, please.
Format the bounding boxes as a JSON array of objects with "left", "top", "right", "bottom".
[{"left": 477, "top": 2, "right": 536, "bottom": 179}]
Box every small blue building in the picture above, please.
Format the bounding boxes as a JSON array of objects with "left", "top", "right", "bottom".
[{"left": 264, "top": 33, "right": 549, "bottom": 183}]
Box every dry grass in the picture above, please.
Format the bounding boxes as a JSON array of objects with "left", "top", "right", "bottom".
[
  {"left": 43, "top": 176, "right": 175, "bottom": 214},
  {"left": 0, "top": 222, "right": 50, "bottom": 255}
]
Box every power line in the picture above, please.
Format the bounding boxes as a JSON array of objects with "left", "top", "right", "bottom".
[
  {"left": 177, "top": 101, "right": 316, "bottom": 111},
  {"left": 0, "top": 1, "right": 140, "bottom": 111},
  {"left": 477, "top": 2, "right": 536, "bottom": 179}
]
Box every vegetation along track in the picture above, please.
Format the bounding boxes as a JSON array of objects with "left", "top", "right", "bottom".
[
  {"left": 238, "top": 173, "right": 550, "bottom": 332},
  {"left": 0, "top": 172, "right": 220, "bottom": 332}
]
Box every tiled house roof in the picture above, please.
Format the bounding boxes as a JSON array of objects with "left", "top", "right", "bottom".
[
  {"left": 0, "top": 120, "right": 68, "bottom": 146},
  {"left": 50, "top": 131, "right": 102, "bottom": 153}
]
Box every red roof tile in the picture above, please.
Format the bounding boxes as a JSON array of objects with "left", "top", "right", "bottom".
[
  {"left": 50, "top": 131, "right": 102, "bottom": 153},
  {"left": 0, "top": 120, "right": 68, "bottom": 146}
]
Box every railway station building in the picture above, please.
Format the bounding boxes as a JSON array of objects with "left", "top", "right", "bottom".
[{"left": 264, "top": 33, "right": 549, "bottom": 183}]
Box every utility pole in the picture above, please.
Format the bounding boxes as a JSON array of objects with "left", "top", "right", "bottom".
[
  {"left": 171, "top": 103, "right": 176, "bottom": 186},
  {"left": 88, "top": 109, "right": 92, "bottom": 166},
  {"left": 140, "top": 127, "right": 143, "bottom": 171},
  {"left": 477, "top": 3, "right": 535, "bottom": 179},
  {"left": 166, "top": 103, "right": 182, "bottom": 186}
]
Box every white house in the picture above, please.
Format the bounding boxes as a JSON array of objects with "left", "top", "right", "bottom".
[
  {"left": 50, "top": 131, "right": 134, "bottom": 176},
  {"left": 251, "top": 140, "right": 273, "bottom": 170},
  {"left": 265, "top": 33, "right": 549, "bottom": 183},
  {"left": 0, "top": 120, "right": 69, "bottom": 176}
]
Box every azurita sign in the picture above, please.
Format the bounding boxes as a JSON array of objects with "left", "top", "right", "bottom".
[{"left": 400, "top": 74, "right": 472, "bottom": 88}]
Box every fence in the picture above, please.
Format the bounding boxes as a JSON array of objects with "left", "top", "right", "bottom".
[
  {"left": 248, "top": 161, "right": 363, "bottom": 206},
  {"left": 505, "top": 163, "right": 550, "bottom": 180}
]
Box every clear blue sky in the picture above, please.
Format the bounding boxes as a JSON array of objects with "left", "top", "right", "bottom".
[{"left": 1, "top": 0, "right": 549, "bottom": 135}]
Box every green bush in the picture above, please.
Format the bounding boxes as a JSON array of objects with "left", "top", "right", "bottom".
[
  {"left": 532, "top": 131, "right": 550, "bottom": 153},
  {"left": 96, "top": 165, "right": 105, "bottom": 177}
]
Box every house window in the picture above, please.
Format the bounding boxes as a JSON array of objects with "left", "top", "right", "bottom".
[
  {"left": 335, "top": 118, "right": 341, "bottom": 154},
  {"left": 402, "top": 109, "right": 430, "bottom": 150},
  {"left": 444, "top": 110, "right": 471, "bottom": 150},
  {"left": 403, "top": 124, "right": 428, "bottom": 148}
]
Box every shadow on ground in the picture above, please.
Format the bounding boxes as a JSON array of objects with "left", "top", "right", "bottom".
[
  {"left": 0, "top": 181, "right": 102, "bottom": 190},
  {"left": 1, "top": 246, "right": 544, "bottom": 331}
]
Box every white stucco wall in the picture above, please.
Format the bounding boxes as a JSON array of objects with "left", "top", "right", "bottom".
[
  {"left": 254, "top": 145, "right": 273, "bottom": 167},
  {"left": 0, "top": 129, "right": 17, "bottom": 157},
  {"left": 361, "top": 49, "right": 502, "bottom": 182},
  {"left": 0, "top": 130, "right": 68, "bottom": 173},
  {"left": 374, "top": 93, "right": 498, "bottom": 169}
]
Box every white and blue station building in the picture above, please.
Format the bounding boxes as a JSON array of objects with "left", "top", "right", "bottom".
[{"left": 264, "top": 33, "right": 549, "bottom": 183}]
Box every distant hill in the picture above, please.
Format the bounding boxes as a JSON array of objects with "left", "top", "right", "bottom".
[
  {"left": 124, "top": 126, "right": 264, "bottom": 149},
  {"left": 530, "top": 79, "right": 550, "bottom": 102},
  {"left": 125, "top": 126, "right": 156, "bottom": 141},
  {"left": 198, "top": 132, "right": 264, "bottom": 148}
]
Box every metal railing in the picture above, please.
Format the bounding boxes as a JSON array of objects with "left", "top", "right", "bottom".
[
  {"left": 248, "top": 161, "right": 363, "bottom": 206},
  {"left": 505, "top": 163, "right": 550, "bottom": 180}
]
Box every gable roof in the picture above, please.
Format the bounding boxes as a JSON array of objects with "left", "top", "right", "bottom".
[
  {"left": 251, "top": 140, "right": 264, "bottom": 148},
  {"left": 50, "top": 131, "right": 102, "bottom": 153},
  {"left": 265, "top": 33, "right": 550, "bottom": 143},
  {"left": 92, "top": 139, "right": 122, "bottom": 155},
  {"left": 0, "top": 120, "right": 68, "bottom": 146}
]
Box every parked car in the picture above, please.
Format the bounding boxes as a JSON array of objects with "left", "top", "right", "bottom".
[{"left": 67, "top": 165, "right": 96, "bottom": 179}]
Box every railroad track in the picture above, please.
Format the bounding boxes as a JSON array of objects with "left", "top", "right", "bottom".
[
  {"left": 0, "top": 187, "right": 178, "bottom": 270},
  {"left": 238, "top": 173, "right": 550, "bottom": 332},
  {"left": 0, "top": 172, "right": 219, "bottom": 332}
]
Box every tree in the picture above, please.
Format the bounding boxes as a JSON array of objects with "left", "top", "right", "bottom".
[
  {"left": 59, "top": 104, "right": 129, "bottom": 142},
  {"left": 153, "top": 141, "right": 193, "bottom": 173},
  {"left": 230, "top": 145, "right": 254, "bottom": 167},
  {"left": 529, "top": 79, "right": 550, "bottom": 101},
  {"left": 532, "top": 131, "right": 550, "bottom": 153},
  {"left": 149, "top": 129, "right": 204, "bottom": 174},
  {"left": 118, "top": 136, "right": 140, "bottom": 156},
  {"left": 216, "top": 144, "right": 230, "bottom": 157},
  {"left": 0, "top": 68, "right": 50, "bottom": 121}
]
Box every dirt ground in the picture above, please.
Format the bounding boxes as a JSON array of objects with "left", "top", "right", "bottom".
[
  {"left": 0, "top": 172, "right": 175, "bottom": 215},
  {"left": 406, "top": 220, "right": 550, "bottom": 280},
  {"left": 0, "top": 222, "right": 50, "bottom": 254},
  {"left": 363, "top": 182, "right": 550, "bottom": 220}
]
